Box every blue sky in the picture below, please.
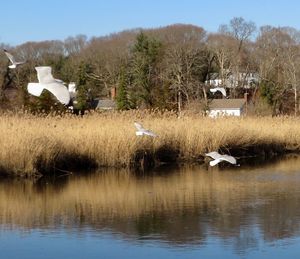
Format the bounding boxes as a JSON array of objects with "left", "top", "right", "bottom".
[{"left": 2, "top": 0, "right": 300, "bottom": 45}]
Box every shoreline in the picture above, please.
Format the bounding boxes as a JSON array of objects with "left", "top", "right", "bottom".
[
  {"left": 131, "top": 142, "right": 297, "bottom": 171},
  {"left": 1, "top": 141, "right": 298, "bottom": 178}
]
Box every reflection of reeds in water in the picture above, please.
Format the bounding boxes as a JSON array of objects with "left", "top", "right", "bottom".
[
  {"left": 1, "top": 156, "right": 300, "bottom": 231},
  {"left": 1, "top": 111, "right": 300, "bottom": 176}
]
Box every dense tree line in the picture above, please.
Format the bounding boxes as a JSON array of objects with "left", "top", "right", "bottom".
[{"left": 1, "top": 17, "right": 300, "bottom": 115}]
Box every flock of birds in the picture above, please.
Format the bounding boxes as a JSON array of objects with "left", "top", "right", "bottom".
[
  {"left": 3, "top": 49, "right": 237, "bottom": 167},
  {"left": 4, "top": 49, "right": 71, "bottom": 105}
]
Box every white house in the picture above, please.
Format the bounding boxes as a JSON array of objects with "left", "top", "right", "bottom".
[
  {"left": 208, "top": 98, "right": 246, "bottom": 118},
  {"left": 205, "top": 72, "right": 259, "bottom": 89}
]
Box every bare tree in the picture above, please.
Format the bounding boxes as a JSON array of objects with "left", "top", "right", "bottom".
[
  {"left": 255, "top": 26, "right": 299, "bottom": 114},
  {"left": 64, "top": 35, "right": 87, "bottom": 55},
  {"left": 82, "top": 31, "right": 135, "bottom": 98},
  {"left": 219, "top": 17, "right": 256, "bottom": 53},
  {"left": 206, "top": 33, "right": 236, "bottom": 86},
  {"left": 158, "top": 25, "right": 207, "bottom": 113},
  {"left": 218, "top": 17, "right": 257, "bottom": 96},
  {"left": 281, "top": 28, "right": 300, "bottom": 115}
]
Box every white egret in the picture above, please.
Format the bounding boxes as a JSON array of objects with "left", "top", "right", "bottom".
[
  {"left": 134, "top": 122, "right": 157, "bottom": 137},
  {"left": 205, "top": 151, "right": 237, "bottom": 166},
  {"left": 27, "top": 66, "right": 70, "bottom": 105},
  {"left": 210, "top": 87, "right": 226, "bottom": 97},
  {"left": 3, "top": 49, "right": 26, "bottom": 69}
]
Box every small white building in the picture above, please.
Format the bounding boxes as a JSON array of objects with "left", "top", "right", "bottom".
[
  {"left": 208, "top": 99, "right": 246, "bottom": 118},
  {"left": 205, "top": 72, "right": 259, "bottom": 89}
]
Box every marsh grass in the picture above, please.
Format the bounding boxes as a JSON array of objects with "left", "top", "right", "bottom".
[{"left": 1, "top": 110, "right": 300, "bottom": 176}]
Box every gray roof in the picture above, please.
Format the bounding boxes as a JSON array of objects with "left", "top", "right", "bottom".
[
  {"left": 93, "top": 99, "right": 116, "bottom": 109},
  {"left": 209, "top": 99, "right": 246, "bottom": 109}
]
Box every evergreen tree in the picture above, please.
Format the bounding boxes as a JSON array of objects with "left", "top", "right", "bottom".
[
  {"left": 130, "top": 32, "right": 162, "bottom": 108},
  {"left": 74, "top": 61, "right": 93, "bottom": 110},
  {"left": 116, "top": 69, "right": 131, "bottom": 110}
]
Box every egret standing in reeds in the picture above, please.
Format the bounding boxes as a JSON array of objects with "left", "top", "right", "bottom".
[
  {"left": 27, "top": 66, "right": 70, "bottom": 105},
  {"left": 134, "top": 122, "right": 157, "bottom": 137},
  {"left": 3, "top": 49, "right": 26, "bottom": 69},
  {"left": 205, "top": 151, "right": 237, "bottom": 166}
]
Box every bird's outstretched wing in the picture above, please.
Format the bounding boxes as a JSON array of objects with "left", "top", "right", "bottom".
[
  {"left": 205, "top": 151, "right": 222, "bottom": 160},
  {"left": 27, "top": 82, "right": 70, "bottom": 105},
  {"left": 16, "top": 61, "right": 26, "bottom": 65},
  {"left": 35, "top": 66, "right": 56, "bottom": 84},
  {"left": 209, "top": 158, "right": 222, "bottom": 166},
  {"left": 144, "top": 130, "right": 157, "bottom": 137},
  {"left": 210, "top": 87, "right": 226, "bottom": 97},
  {"left": 44, "top": 82, "right": 71, "bottom": 105},
  {"left": 4, "top": 49, "right": 16, "bottom": 64},
  {"left": 55, "top": 78, "right": 66, "bottom": 85},
  {"left": 134, "top": 122, "right": 144, "bottom": 131},
  {"left": 27, "top": 83, "right": 45, "bottom": 97},
  {"left": 28, "top": 66, "right": 70, "bottom": 105},
  {"left": 206, "top": 151, "right": 237, "bottom": 166},
  {"left": 220, "top": 154, "right": 236, "bottom": 164},
  {"left": 134, "top": 122, "right": 157, "bottom": 137},
  {"left": 218, "top": 87, "right": 227, "bottom": 97}
]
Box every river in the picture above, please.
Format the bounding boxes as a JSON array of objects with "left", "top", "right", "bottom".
[{"left": 1, "top": 155, "right": 300, "bottom": 258}]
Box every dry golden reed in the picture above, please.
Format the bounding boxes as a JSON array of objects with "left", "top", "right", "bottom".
[{"left": 0, "top": 110, "right": 300, "bottom": 176}]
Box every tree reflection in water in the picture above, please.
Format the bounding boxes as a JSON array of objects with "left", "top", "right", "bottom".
[{"left": 1, "top": 155, "right": 300, "bottom": 254}]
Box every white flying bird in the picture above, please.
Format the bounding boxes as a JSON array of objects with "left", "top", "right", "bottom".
[
  {"left": 205, "top": 151, "right": 237, "bottom": 166},
  {"left": 3, "top": 49, "right": 26, "bottom": 69},
  {"left": 134, "top": 122, "right": 157, "bottom": 137},
  {"left": 27, "top": 66, "right": 70, "bottom": 105},
  {"left": 210, "top": 87, "right": 226, "bottom": 97}
]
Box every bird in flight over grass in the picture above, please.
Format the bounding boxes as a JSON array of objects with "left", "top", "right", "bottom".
[
  {"left": 205, "top": 151, "right": 237, "bottom": 166},
  {"left": 3, "top": 49, "right": 26, "bottom": 69},
  {"left": 134, "top": 122, "right": 157, "bottom": 137},
  {"left": 210, "top": 87, "right": 227, "bottom": 97},
  {"left": 27, "top": 66, "right": 70, "bottom": 105}
]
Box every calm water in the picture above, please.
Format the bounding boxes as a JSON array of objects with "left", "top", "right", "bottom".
[{"left": 1, "top": 156, "right": 300, "bottom": 258}]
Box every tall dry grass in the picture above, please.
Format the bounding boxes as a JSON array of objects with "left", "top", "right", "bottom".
[{"left": 1, "top": 110, "right": 300, "bottom": 175}]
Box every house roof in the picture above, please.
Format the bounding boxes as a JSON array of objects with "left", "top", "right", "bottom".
[
  {"left": 92, "top": 99, "right": 116, "bottom": 109},
  {"left": 209, "top": 99, "right": 246, "bottom": 110}
]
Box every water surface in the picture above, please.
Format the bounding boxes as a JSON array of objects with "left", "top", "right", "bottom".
[{"left": 1, "top": 156, "right": 300, "bottom": 258}]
